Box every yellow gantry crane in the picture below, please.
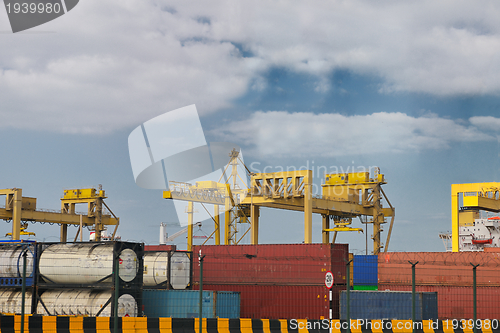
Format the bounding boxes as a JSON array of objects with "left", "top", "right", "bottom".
[
  {"left": 0, "top": 186, "right": 119, "bottom": 242},
  {"left": 164, "top": 150, "right": 395, "bottom": 254},
  {"left": 164, "top": 149, "right": 250, "bottom": 251},
  {"left": 451, "top": 182, "right": 500, "bottom": 252}
]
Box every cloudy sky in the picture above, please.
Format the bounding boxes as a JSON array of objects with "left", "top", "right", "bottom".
[{"left": 2, "top": 0, "right": 500, "bottom": 252}]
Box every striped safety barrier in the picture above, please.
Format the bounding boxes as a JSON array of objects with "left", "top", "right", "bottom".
[{"left": 0, "top": 316, "right": 499, "bottom": 333}]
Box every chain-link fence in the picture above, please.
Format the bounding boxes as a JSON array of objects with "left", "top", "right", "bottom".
[
  {"left": 375, "top": 251, "right": 500, "bottom": 320},
  {"left": 1, "top": 241, "right": 499, "bottom": 321}
]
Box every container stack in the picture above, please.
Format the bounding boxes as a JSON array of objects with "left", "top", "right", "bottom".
[
  {"left": 141, "top": 247, "right": 243, "bottom": 319},
  {"left": 378, "top": 252, "right": 500, "bottom": 319},
  {"left": 192, "top": 243, "right": 349, "bottom": 319},
  {"left": 35, "top": 241, "right": 144, "bottom": 317},
  {"left": 0, "top": 240, "right": 37, "bottom": 314}
]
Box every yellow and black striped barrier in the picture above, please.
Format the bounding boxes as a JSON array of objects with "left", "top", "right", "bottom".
[{"left": 1, "top": 316, "right": 499, "bottom": 333}]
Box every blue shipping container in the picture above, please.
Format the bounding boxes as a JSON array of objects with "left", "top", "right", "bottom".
[
  {"left": 143, "top": 290, "right": 216, "bottom": 318},
  {"left": 215, "top": 291, "right": 240, "bottom": 319},
  {"left": 340, "top": 291, "right": 438, "bottom": 320},
  {"left": 353, "top": 255, "right": 377, "bottom": 286}
]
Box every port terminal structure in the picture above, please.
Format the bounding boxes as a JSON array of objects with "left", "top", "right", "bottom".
[
  {"left": 452, "top": 182, "right": 500, "bottom": 252},
  {"left": 164, "top": 150, "right": 395, "bottom": 254},
  {"left": 0, "top": 186, "right": 119, "bottom": 242}
]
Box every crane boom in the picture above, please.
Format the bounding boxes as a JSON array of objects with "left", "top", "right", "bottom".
[{"left": 165, "top": 222, "right": 201, "bottom": 242}]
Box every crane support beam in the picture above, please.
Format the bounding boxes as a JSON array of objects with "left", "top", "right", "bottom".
[
  {"left": 463, "top": 195, "right": 500, "bottom": 212},
  {"left": 250, "top": 205, "right": 259, "bottom": 244},
  {"left": 12, "top": 189, "right": 22, "bottom": 241},
  {"left": 322, "top": 215, "right": 330, "bottom": 243},
  {"left": 304, "top": 170, "right": 313, "bottom": 243},
  {"left": 0, "top": 208, "right": 118, "bottom": 225},
  {"left": 187, "top": 201, "right": 194, "bottom": 252},
  {"left": 214, "top": 205, "right": 220, "bottom": 245},
  {"left": 240, "top": 196, "right": 394, "bottom": 217},
  {"left": 1, "top": 187, "right": 119, "bottom": 241}
]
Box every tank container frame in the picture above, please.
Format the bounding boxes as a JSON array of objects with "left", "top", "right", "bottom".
[
  {"left": 143, "top": 250, "right": 193, "bottom": 290},
  {"left": 34, "top": 241, "right": 144, "bottom": 316},
  {"left": 0, "top": 240, "right": 37, "bottom": 288}
]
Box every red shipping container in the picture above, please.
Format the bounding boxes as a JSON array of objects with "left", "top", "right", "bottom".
[
  {"left": 194, "top": 284, "right": 345, "bottom": 319},
  {"left": 193, "top": 243, "right": 348, "bottom": 286},
  {"left": 378, "top": 252, "right": 500, "bottom": 286},
  {"left": 379, "top": 284, "right": 500, "bottom": 319},
  {"left": 145, "top": 244, "right": 177, "bottom": 251}
]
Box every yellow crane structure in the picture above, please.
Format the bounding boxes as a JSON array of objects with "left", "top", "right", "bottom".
[
  {"left": 0, "top": 186, "right": 119, "bottom": 242},
  {"left": 244, "top": 167, "right": 395, "bottom": 254},
  {"left": 451, "top": 182, "right": 500, "bottom": 252},
  {"left": 164, "top": 150, "right": 395, "bottom": 254},
  {"left": 164, "top": 149, "right": 250, "bottom": 251}
]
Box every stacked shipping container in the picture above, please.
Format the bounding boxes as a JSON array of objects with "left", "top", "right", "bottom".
[
  {"left": 194, "top": 284, "right": 343, "bottom": 319},
  {"left": 339, "top": 290, "right": 438, "bottom": 320},
  {"left": 379, "top": 252, "right": 500, "bottom": 286},
  {"left": 142, "top": 290, "right": 240, "bottom": 318},
  {"left": 352, "top": 255, "right": 377, "bottom": 290},
  {"left": 192, "top": 243, "right": 349, "bottom": 319},
  {"left": 378, "top": 252, "right": 500, "bottom": 319}
]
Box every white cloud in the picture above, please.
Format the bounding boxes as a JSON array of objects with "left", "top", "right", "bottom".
[
  {"left": 2, "top": 1, "right": 500, "bottom": 133},
  {"left": 469, "top": 116, "right": 500, "bottom": 131},
  {"left": 216, "top": 111, "right": 496, "bottom": 157},
  {"left": 188, "top": 0, "right": 500, "bottom": 95},
  {"left": 0, "top": 1, "right": 257, "bottom": 133}
]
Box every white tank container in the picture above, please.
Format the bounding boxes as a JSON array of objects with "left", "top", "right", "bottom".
[
  {"left": 0, "top": 247, "right": 34, "bottom": 277},
  {"left": 39, "top": 244, "right": 138, "bottom": 284},
  {"left": 143, "top": 252, "right": 190, "bottom": 289},
  {"left": 170, "top": 252, "right": 190, "bottom": 289},
  {"left": 143, "top": 252, "right": 169, "bottom": 286},
  {"left": 37, "top": 289, "right": 137, "bottom": 317},
  {"left": 0, "top": 289, "right": 32, "bottom": 314}
]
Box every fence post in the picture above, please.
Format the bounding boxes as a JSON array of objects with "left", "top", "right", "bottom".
[
  {"left": 114, "top": 255, "right": 119, "bottom": 333},
  {"left": 346, "top": 259, "right": 353, "bottom": 333},
  {"left": 408, "top": 261, "right": 419, "bottom": 333},
  {"left": 471, "top": 263, "right": 479, "bottom": 333},
  {"left": 199, "top": 250, "right": 206, "bottom": 333},
  {"left": 21, "top": 250, "right": 27, "bottom": 333}
]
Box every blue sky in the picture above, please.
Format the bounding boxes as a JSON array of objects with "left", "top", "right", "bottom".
[{"left": 2, "top": 1, "right": 500, "bottom": 252}]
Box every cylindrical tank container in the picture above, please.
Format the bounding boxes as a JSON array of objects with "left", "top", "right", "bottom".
[
  {"left": 0, "top": 247, "right": 34, "bottom": 277},
  {"left": 170, "top": 252, "right": 190, "bottom": 289},
  {"left": 0, "top": 242, "right": 36, "bottom": 287},
  {"left": 39, "top": 243, "right": 138, "bottom": 284},
  {"left": 143, "top": 252, "right": 169, "bottom": 286},
  {"left": 0, "top": 289, "right": 32, "bottom": 314},
  {"left": 143, "top": 251, "right": 190, "bottom": 289},
  {"left": 37, "top": 289, "right": 137, "bottom": 317}
]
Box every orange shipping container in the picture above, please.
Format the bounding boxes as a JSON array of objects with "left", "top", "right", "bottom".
[
  {"left": 195, "top": 284, "right": 344, "bottom": 319},
  {"left": 378, "top": 252, "right": 500, "bottom": 286},
  {"left": 484, "top": 247, "right": 500, "bottom": 253},
  {"left": 193, "top": 243, "right": 348, "bottom": 286}
]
